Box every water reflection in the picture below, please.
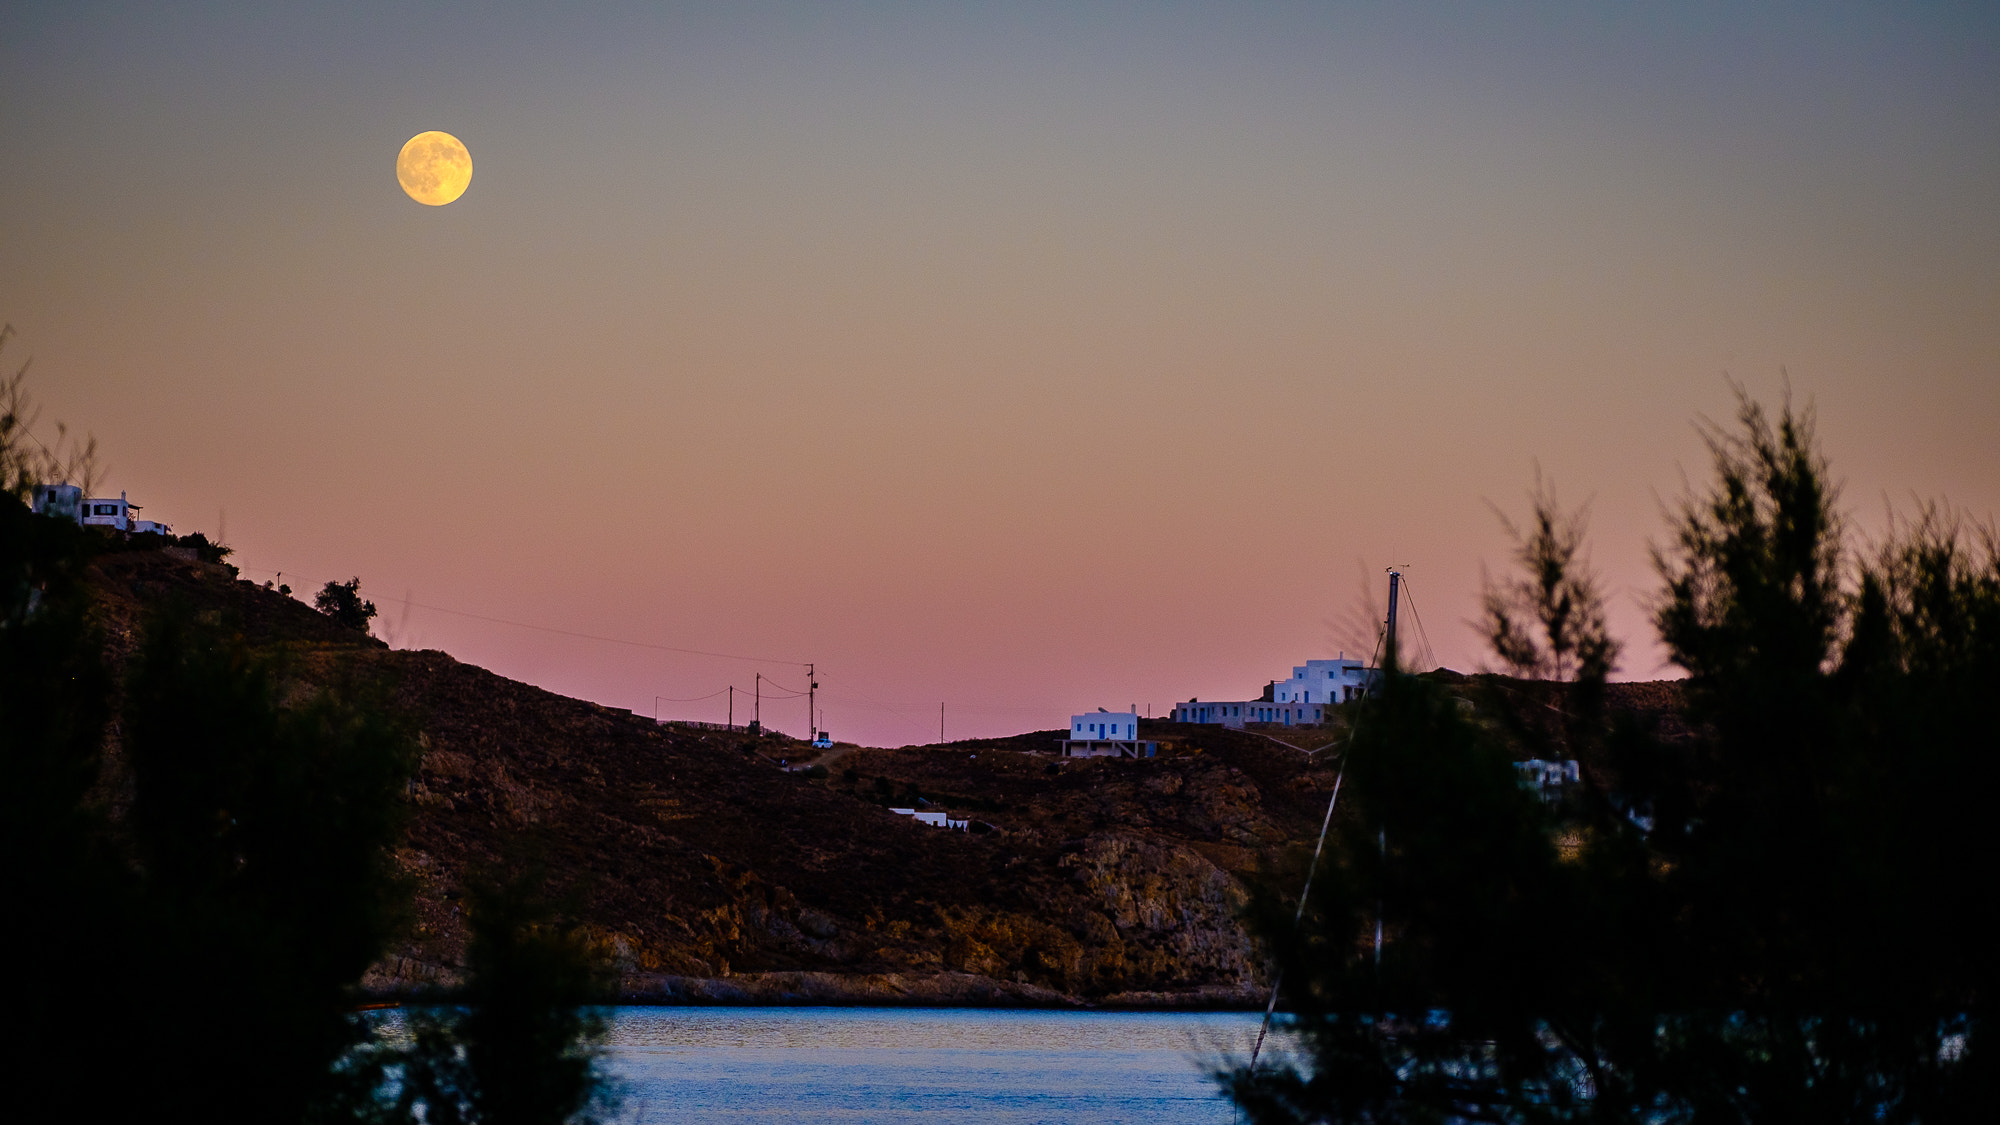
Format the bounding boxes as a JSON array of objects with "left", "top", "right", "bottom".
[{"left": 600, "top": 1007, "right": 1270, "bottom": 1124}]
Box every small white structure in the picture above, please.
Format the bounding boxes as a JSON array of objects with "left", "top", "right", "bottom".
[
  {"left": 1171, "top": 655, "right": 1378, "bottom": 729},
  {"left": 889, "top": 808, "right": 968, "bottom": 830},
  {"left": 1278, "top": 658, "right": 1377, "bottom": 706},
  {"left": 1174, "top": 699, "right": 1327, "bottom": 727},
  {"left": 1061, "top": 709, "right": 1156, "bottom": 758},
  {"left": 1516, "top": 759, "right": 1581, "bottom": 803},
  {"left": 30, "top": 483, "right": 81, "bottom": 522},
  {"left": 34, "top": 485, "right": 170, "bottom": 535}
]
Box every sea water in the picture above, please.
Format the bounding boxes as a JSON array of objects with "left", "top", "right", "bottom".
[{"left": 603, "top": 1006, "right": 1267, "bottom": 1124}]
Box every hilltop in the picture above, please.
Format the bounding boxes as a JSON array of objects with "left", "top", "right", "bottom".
[{"left": 83, "top": 547, "right": 1683, "bottom": 1008}]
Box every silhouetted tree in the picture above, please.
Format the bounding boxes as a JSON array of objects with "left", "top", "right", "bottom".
[
  {"left": 0, "top": 324, "right": 99, "bottom": 500},
  {"left": 0, "top": 485, "right": 116, "bottom": 1123},
  {"left": 334, "top": 864, "right": 619, "bottom": 1125},
  {"left": 1224, "top": 387, "right": 1998, "bottom": 1122},
  {"left": 175, "top": 529, "right": 234, "bottom": 565},
  {"left": 317, "top": 577, "right": 378, "bottom": 633},
  {"left": 1483, "top": 467, "right": 1619, "bottom": 685},
  {"left": 3, "top": 360, "right": 620, "bottom": 1124},
  {"left": 2, "top": 502, "right": 419, "bottom": 1121}
]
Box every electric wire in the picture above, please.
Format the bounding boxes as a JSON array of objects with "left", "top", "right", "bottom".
[
  {"left": 1398, "top": 573, "right": 1440, "bottom": 671},
  {"left": 231, "top": 560, "right": 811, "bottom": 668},
  {"left": 653, "top": 688, "right": 731, "bottom": 703},
  {"left": 1247, "top": 618, "right": 1388, "bottom": 1070}
]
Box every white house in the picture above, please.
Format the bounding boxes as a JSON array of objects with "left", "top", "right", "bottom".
[
  {"left": 1515, "top": 759, "right": 1581, "bottom": 803},
  {"left": 889, "top": 808, "right": 969, "bottom": 830},
  {"left": 1277, "top": 658, "right": 1377, "bottom": 705},
  {"left": 33, "top": 485, "right": 170, "bottom": 535},
  {"left": 1172, "top": 655, "right": 1378, "bottom": 729},
  {"left": 82, "top": 491, "right": 170, "bottom": 535},
  {"left": 1175, "top": 699, "right": 1327, "bottom": 727},
  {"left": 1061, "top": 709, "right": 1156, "bottom": 758},
  {"left": 30, "top": 483, "right": 82, "bottom": 522}
]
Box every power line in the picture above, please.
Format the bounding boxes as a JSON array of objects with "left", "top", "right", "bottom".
[
  {"left": 395, "top": 595, "right": 810, "bottom": 668},
  {"left": 1248, "top": 576, "right": 1392, "bottom": 1064},
  {"left": 653, "top": 687, "right": 731, "bottom": 702},
  {"left": 1398, "top": 573, "right": 1440, "bottom": 671},
  {"left": 232, "top": 561, "right": 811, "bottom": 668}
]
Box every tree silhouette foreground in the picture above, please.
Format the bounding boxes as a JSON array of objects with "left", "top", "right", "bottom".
[{"left": 1224, "top": 388, "right": 1999, "bottom": 1123}]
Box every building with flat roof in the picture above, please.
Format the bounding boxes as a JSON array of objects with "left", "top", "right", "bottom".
[
  {"left": 33, "top": 485, "right": 170, "bottom": 535},
  {"left": 1061, "top": 709, "right": 1156, "bottom": 758},
  {"left": 1171, "top": 656, "right": 1378, "bottom": 729}
]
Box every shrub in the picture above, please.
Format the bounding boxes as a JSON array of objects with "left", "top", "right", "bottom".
[{"left": 316, "top": 577, "right": 378, "bottom": 633}]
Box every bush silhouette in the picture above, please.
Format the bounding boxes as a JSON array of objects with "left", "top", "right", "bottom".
[{"left": 316, "top": 577, "right": 378, "bottom": 633}]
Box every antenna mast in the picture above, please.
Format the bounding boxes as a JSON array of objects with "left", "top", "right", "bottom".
[{"left": 1385, "top": 567, "right": 1403, "bottom": 667}]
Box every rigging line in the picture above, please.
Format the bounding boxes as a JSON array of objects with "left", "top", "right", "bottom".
[{"left": 1249, "top": 621, "right": 1387, "bottom": 1071}]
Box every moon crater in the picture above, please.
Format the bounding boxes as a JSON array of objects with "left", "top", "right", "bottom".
[{"left": 397, "top": 131, "right": 472, "bottom": 206}]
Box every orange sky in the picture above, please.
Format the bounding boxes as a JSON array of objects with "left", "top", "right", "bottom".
[{"left": 4, "top": 3, "right": 1996, "bottom": 744}]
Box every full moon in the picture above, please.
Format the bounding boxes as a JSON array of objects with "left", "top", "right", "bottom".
[{"left": 396, "top": 131, "right": 472, "bottom": 206}]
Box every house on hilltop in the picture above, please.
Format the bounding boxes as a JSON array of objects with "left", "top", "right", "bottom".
[
  {"left": 1061, "top": 709, "right": 1156, "bottom": 758},
  {"left": 1172, "top": 656, "right": 1377, "bottom": 729},
  {"left": 32, "top": 484, "right": 171, "bottom": 535}
]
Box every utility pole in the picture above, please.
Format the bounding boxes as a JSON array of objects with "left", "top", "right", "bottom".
[
  {"left": 754, "top": 673, "right": 762, "bottom": 735},
  {"left": 1385, "top": 567, "right": 1402, "bottom": 665},
  {"left": 728, "top": 685, "right": 734, "bottom": 731},
  {"left": 1376, "top": 566, "right": 1401, "bottom": 972},
  {"left": 939, "top": 702, "right": 945, "bottom": 745},
  {"left": 807, "top": 663, "right": 817, "bottom": 741}
]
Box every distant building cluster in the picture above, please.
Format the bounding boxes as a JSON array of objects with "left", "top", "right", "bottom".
[
  {"left": 30, "top": 484, "right": 171, "bottom": 536},
  {"left": 1171, "top": 657, "right": 1378, "bottom": 729},
  {"left": 1054, "top": 654, "right": 1383, "bottom": 759}
]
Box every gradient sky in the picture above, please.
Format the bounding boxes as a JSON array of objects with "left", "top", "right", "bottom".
[{"left": 4, "top": 2, "right": 1996, "bottom": 745}]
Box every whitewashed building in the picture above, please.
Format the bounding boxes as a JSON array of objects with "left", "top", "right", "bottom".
[
  {"left": 33, "top": 485, "right": 170, "bottom": 535},
  {"left": 30, "top": 483, "right": 82, "bottom": 522},
  {"left": 82, "top": 491, "right": 170, "bottom": 534},
  {"left": 1061, "top": 709, "right": 1157, "bottom": 758},
  {"left": 1515, "top": 759, "right": 1581, "bottom": 803},
  {"left": 1277, "top": 658, "right": 1377, "bottom": 705},
  {"left": 889, "top": 808, "right": 969, "bottom": 830},
  {"left": 1172, "top": 656, "right": 1378, "bottom": 729}
]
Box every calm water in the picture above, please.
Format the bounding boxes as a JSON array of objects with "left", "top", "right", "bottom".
[{"left": 601, "top": 1006, "right": 1268, "bottom": 1124}]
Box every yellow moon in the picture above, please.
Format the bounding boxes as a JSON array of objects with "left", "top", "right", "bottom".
[{"left": 397, "top": 131, "right": 472, "bottom": 206}]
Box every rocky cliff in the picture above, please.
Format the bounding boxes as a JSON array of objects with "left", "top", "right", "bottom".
[{"left": 84, "top": 548, "right": 1680, "bottom": 1007}]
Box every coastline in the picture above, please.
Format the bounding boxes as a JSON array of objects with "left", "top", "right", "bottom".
[{"left": 363, "top": 964, "right": 1264, "bottom": 1012}]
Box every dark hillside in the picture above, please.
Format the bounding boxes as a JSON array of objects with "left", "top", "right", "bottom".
[{"left": 82, "top": 548, "right": 1689, "bottom": 1007}]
